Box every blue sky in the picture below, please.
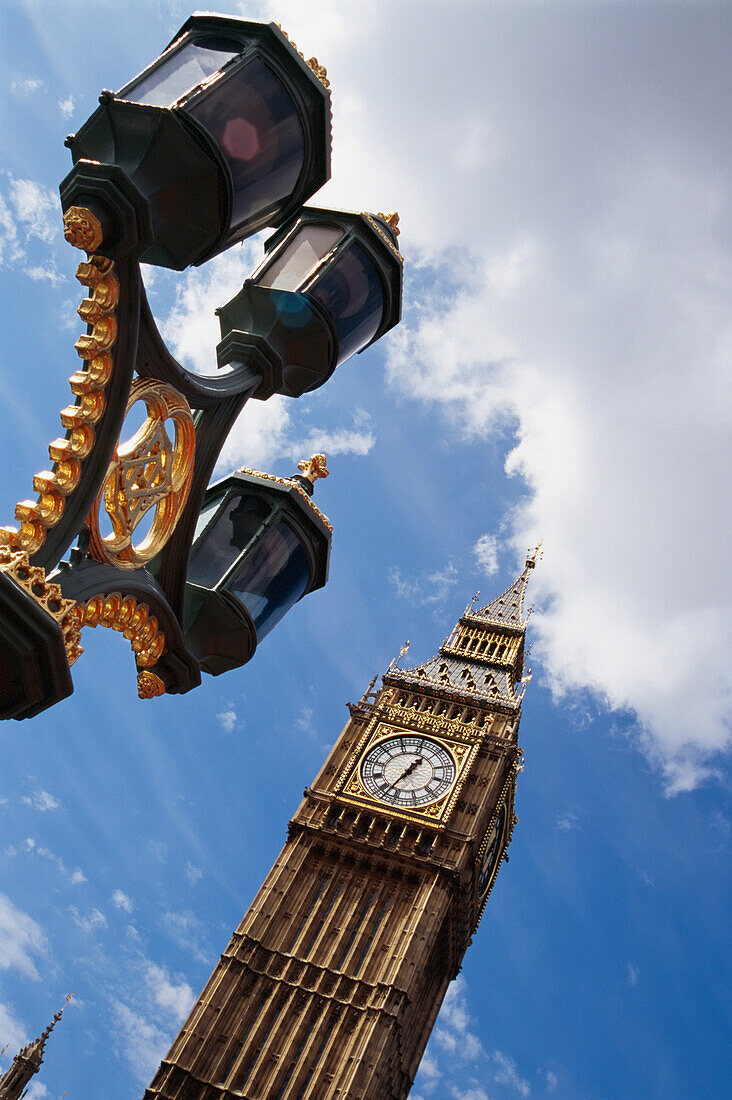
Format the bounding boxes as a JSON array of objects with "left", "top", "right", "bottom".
[{"left": 0, "top": 1, "right": 730, "bottom": 1097}]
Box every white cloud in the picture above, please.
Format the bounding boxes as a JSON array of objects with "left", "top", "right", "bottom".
[
  {"left": 546, "top": 1071, "right": 558, "bottom": 1092},
  {"left": 161, "top": 910, "right": 210, "bottom": 965},
  {"left": 627, "top": 962, "right": 640, "bottom": 987},
  {"left": 70, "top": 907, "right": 107, "bottom": 935},
  {"left": 10, "top": 76, "right": 43, "bottom": 97},
  {"left": 390, "top": 560, "right": 459, "bottom": 607},
  {"left": 556, "top": 811, "right": 580, "bottom": 832},
  {"left": 294, "top": 706, "right": 314, "bottom": 732},
  {"left": 290, "top": 419, "right": 375, "bottom": 459},
  {"left": 13, "top": 836, "right": 85, "bottom": 885},
  {"left": 159, "top": 242, "right": 261, "bottom": 378},
  {"left": 473, "top": 534, "right": 500, "bottom": 577},
  {"left": 434, "top": 977, "right": 484, "bottom": 1062},
  {"left": 418, "top": 1050, "right": 442, "bottom": 1083},
  {"left": 493, "top": 1050, "right": 531, "bottom": 1097},
  {"left": 217, "top": 707, "right": 238, "bottom": 733},
  {"left": 110, "top": 999, "right": 171, "bottom": 1085},
  {"left": 21, "top": 790, "right": 59, "bottom": 812},
  {"left": 144, "top": 963, "right": 194, "bottom": 1023},
  {"left": 451, "top": 1087, "right": 490, "bottom": 1100},
  {"left": 6, "top": 177, "right": 59, "bottom": 244},
  {"left": 260, "top": 0, "right": 732, "bottom": 791},
  {"left": 0, "top": 193, "right": 22, "bottom": 266},
  {"left": 185, "top": 862, "right": 203, "bottom": 886},
  {"left": 0, "top": 1000, "right": 28, "bottom": 1050},
  {"left": 112, "top": 890, "right": 133, "bottom": 914},
  {"left": 57, "top": 95, "right": 74, "bottom": 118},
  {"left": 0, "top": 894, "right": 47, "bottom": 980},
  {"left": 24, "top": 1084, "right": 48, "bottom": 1099}
]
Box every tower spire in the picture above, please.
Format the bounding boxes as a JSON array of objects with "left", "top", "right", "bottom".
[
  {"left": 0, "top": 995, "right": 72, "bottom": 1100},
  {"left": 389, "top": 546, "right": 541, "bottom": 712},
  {"left": 475, "top": 543, "right": 542, "bottom": 628}
]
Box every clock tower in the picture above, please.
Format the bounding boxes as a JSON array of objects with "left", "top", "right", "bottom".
[{"left": 145, "top": 550, "right": 537, "bottom": 1100}]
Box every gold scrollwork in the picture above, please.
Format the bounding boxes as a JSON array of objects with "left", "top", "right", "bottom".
[
  {"left": 87, "top": 379, "right": 195, "bottom": 569},
  {"left": 0, "top": 546, "right": 84, "bottom": 665},
  {"left": 83, "top": 591, "right": 166, "bottom": 673},
  {"left": 0, "top": 246, "right": 119, "bottom": 557}
]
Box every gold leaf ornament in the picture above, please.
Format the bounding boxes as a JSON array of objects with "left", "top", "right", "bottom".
[{"left": 87, "top": 379, "right": 195, "bottom": 568}]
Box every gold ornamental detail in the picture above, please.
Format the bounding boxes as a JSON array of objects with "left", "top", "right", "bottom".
[
  {"left": 236, "top": 466, "right": 333, "bottom": 533},
  {"left": 363, "top": 213, "right": 403, "bottom": 262},
  {"left": 377, "top": 212, "right": 400, "bottom": 238},
  {"left": 0, "top": 237, "right": 119, "bottom": 557},
  {"left": 275, "top": 24, "right": 331, "bottom": 89},
  {"left": 87, "top": 379, "right": 195, "bottom": 569},
  {"left": 297, "top": 453, "right": 329, "bottom": 485},
  {"left": 0, "top": 546, "right": 84, "bottom": 665},
  {"left": 137, "top": 669, "right": 166, "bottom": 699},
  {"left": 82, "top": 592, "right": 167, "bottom": 697},
  {"left": 63, "top": 206, "right": 104, "bottom": 253}
]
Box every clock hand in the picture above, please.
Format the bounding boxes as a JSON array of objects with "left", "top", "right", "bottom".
[{"left": 389, "top": 756, "right": 424, "bottom": 787}]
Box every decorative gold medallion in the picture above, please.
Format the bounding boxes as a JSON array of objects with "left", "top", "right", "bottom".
[
  {"left": 137, "top": 669, "right": 166, "bottom": 699},
  {"left": 87, "top": 379, "right": 195, "bottom": 569},
  {"left": 63, "top": 206, "right": 104, "bottom": 253}
]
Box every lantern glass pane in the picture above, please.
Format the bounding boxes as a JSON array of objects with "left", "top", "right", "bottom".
[
  {"left": 256, "top": 225, "right": 343, "bottom": 292},
  {"left": 187, "top": 493, "right": 272, "bottom": 590},
  {"left": 121, "top": 38, "right": 239, "bottom": 107},
  {"left": 308, "top": 241, "right": 384, "bottom": 365},
  {"left": 188, "top": 56, "right": 305, "bottom": 230},
  {"left": 227, "top": 517, "right": 310, "bottom": 640}
]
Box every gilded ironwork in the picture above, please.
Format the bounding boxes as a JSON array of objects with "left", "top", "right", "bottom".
[
  {"left": 377, "top": 211, "right": 400, "bottom": 238},
  {"left": 87, "top": 379, "right": 195, "bottom": 569},
  {"left": 137, "top": 669, "right": 166, "bottom": 699},
  {"left": 0, "top": 253, "right": 119, "bottom": 556},
  {"left": 0, "top": 547, "right": 84, "bottom": 665},
  {"left": 297, "top": 453, "right": 329, "bottom": 485},
  {"left": 363, "top": 212, "right": 403, "bottom": 262},
  {"left": 275, "top": 24, "right": 331, "bottom": 89},
  {"left": 82, "top": 591, "right": 166, "bottom": 672},
  {"left": 236, "top": 465, "right": 333, "bottom": 533},
  {"left": 63, "top": 205, "right": 104, "bottom": 253}
]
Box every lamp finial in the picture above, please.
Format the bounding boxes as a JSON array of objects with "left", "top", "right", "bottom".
[
  {"left": 297, "top": 454, "right": 330, "bottom": 486},
  {"left": 377, "top": 212, "right": 400, "bottom": 238}
]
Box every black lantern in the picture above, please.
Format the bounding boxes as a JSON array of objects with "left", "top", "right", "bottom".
[
  {"left": 216, "top": 207, "right": 403, "bottom": 397},
  {"left": 182, "top": 458, "right": 331, "bottom": 675},
  {"left": 61, "top": 15, "right": 331, "bottom": 269}
]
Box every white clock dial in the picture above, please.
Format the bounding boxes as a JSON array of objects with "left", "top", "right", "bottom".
[{"left": 361, "top": 735, "right": 456, "bottom": 808}]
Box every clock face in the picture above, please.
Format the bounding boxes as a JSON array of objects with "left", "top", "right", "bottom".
[
  {"left": 478, "top": 801, "right": 507, "bottom": 899},
  {"left": 361, "top": 735, "right": 456, "bottom": 808}
]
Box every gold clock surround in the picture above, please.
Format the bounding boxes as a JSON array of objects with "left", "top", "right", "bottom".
[{"left": 335, "top": 716, "right": 479, "bottom": 828}]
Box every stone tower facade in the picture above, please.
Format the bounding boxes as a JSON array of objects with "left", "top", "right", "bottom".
[{"left": 145, "top": 553, "right": 536, "bottom": 1100}]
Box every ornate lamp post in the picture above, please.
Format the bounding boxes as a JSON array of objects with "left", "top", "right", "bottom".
[{"left": 0, "top": 14, "right": 403, "bottom": 720}]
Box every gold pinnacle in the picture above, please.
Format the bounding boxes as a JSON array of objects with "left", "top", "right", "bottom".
[
  {"left": 297, "top": 454, "right": 330, "bottom": 485},
  {"left": 377, "top": 212, "right": 400, "bottom": 238}
]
